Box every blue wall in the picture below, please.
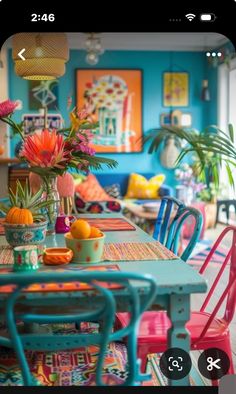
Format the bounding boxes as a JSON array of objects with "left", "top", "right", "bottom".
[{"left": 8, "top": 50, "right": 217, "bottom": 185}]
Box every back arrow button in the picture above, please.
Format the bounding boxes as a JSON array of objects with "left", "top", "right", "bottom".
[{"left": 18, "top": 48, "right": 26, "bottom": 61}]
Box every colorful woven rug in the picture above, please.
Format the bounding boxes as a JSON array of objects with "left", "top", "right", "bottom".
[
  {"left": 0, "top": 323, "right": 207, "bottom": 386},
  {"left": 0, "top": 323, "right": 129, "bottom": 386},
  {"left": 103, "top": 241, "right": 178, "bottom": 261},
  {"left": 188, "top": 244, "right": 228, "bottom": 268}
]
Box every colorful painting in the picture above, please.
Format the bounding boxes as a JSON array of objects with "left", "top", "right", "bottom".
[
  {"left": 76, "top": 69, "right": 142, "bottom": 153},
  {"left": 163, "top": 72, "right": 189, "bottom": 107},
  {"left": 22, "top": 114, "right": 63, "bottom": 135},
  {"left": 29, "top": 80, "right": 59, "bottom": 110}
]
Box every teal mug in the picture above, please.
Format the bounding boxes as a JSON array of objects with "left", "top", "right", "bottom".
[{"left": 13, "top": 245, "right": 39, "bottom": 272}]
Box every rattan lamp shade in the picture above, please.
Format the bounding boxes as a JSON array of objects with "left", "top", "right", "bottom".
[{"left": 12, "top": 33, "right": 69, "bottom": 80}]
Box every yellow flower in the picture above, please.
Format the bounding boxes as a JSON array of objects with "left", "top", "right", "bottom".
[{"left": 70, "top": 112, "right": 87, "bottom": 131}]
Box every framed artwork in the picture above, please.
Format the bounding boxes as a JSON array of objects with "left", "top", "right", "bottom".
[
  {"left": 29, "top": 80, "right": 59, "bottom": 110},
  {"left": 76, "top": 69, "right": 142, "bottom": 153},
  {"left": 160, "top": 110, "right": 192, "bottom": 127},
  {"left": 22, "top": 114, "right": 63, "bottom": 135},
  {"left": 163, "top": 72, "right": 189, "bottom": 107}
]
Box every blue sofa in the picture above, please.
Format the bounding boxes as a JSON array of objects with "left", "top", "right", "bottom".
[{"left": 95, "top": 173, "right": 173, "bottom": 203}]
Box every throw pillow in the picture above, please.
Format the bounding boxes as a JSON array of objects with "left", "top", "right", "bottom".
[
  {"left": 125, "top": 173, "right": 165, "bottom": 199},
  {"left": 104, "top": 184, "right": 122, "bottom": 199},
  {"left": 74, "top": 192, "right": 122, "bottom": 213},
  {"left": 74, "top": 173, "right": 113, "bottom": 201}
]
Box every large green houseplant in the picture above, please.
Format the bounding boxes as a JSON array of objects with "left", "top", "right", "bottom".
[{"left": 144, "top": 124, "right": 236, "bottom": 191}]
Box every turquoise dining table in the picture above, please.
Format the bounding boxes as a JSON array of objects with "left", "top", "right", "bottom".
[{"left": 0, "top": 213, "right": 207, "bottom": 386}]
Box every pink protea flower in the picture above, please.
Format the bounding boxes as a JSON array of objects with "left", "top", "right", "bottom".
[
  {"left": 20, "top": 129, "right": 70, "bottom": 169},
  {"left": 0, "top": 99, "right": 18, "bottom": 117}
]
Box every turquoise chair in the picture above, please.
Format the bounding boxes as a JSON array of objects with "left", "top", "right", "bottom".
[
  {"left": 0, "top": 271, "right": 157, "bottom": 386},
  {"left": 153, "top": 196, "right": 203, "bottom": 261}
]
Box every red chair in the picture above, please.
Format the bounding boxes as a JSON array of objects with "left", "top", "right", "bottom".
[{"left": 115, "top": 226, "right": 236, "bottom": 383}]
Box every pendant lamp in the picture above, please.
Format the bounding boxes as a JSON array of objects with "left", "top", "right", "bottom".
[{"left": 12, "top": 33, "right": 69, "bottom": 80}]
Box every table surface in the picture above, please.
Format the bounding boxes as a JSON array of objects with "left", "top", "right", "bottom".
[{"left": 0, "top": 213, "right": 206, "bottom": 296}]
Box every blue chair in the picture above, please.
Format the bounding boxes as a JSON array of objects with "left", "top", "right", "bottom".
[
  {"left": 153, "top": 196, "right": 203, "bottom": 261},
  {"left": 0, "top": 271, "right": 157, "bottom": 386}
]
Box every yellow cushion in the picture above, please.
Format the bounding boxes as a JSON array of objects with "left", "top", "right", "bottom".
[{"left": 125, "top": 173, "right": 166, "bottom": 199}]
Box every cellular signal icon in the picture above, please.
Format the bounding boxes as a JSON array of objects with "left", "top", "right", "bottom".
[{"left": 185, "top": 13, "right": 196, "bottom": 21}]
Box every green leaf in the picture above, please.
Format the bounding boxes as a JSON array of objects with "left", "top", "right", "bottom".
[
  {"left": 79, "top": 122, "right": 99, "bottom": 130},
  {"left": 225, "top": 162, "right": 235, "bottom": 189},
  {"left": 0, "top": 203, "right": 9, "bottom": 215},
  {"left": 229, "top": 124, "right": 234, "bottom": 143}
]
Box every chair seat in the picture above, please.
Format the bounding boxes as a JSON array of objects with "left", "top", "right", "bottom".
[{"left": 116, "top": 311, "right": 229, "bottom": 347}]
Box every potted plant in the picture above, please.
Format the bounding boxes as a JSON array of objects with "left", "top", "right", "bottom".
[
  {"left": 143, "top": 124, "right": 236, "bottom": 191},
  {"left": 0, "top": 180, "right": 55, "bottom": 246}
]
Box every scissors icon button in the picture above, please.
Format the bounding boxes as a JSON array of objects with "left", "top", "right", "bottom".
[
  {"left": 198, "top": 348, "right": 230, "bottom": 380},
  {"left": 207, "top": 357, "right": 221, "bottom": 371}
]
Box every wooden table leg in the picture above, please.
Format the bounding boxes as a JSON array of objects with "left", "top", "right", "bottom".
[{"left": 167, "top": 293, "right": 191, "bottom": 386}]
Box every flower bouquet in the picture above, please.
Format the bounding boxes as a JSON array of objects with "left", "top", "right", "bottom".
[{"left": 0, "top": 99, "right": 118, "bottom": 232}]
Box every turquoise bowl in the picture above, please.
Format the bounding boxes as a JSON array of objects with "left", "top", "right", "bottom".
[
  {"left": 3, "top": 220, "right": 48, "bottom": 247},
  {"left": 64, "top": 232, "right": 105, "bottom": 263}
]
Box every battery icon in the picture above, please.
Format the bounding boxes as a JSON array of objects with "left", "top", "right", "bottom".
[{"left": 200, "top": 13, "right": 216, "bottom": 21}]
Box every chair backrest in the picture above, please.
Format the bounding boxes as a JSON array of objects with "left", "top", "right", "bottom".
[
  {"left": 153, "top": 196, "right": 203, "bottom": 261},
  {"left": 195, "top": 226, "right": 236, "bottom": 342},
  {"left": 0, "top": 270, "right": 157, "bottom": 386}
]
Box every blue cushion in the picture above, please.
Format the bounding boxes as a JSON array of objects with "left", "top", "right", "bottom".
[{"left": 95, "top": 173, "right": 173, "bottom": 198}]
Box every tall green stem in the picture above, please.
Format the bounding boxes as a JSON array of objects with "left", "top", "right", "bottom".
[{"left": 1, "top": 117, "right": 25, "bottom": 141}]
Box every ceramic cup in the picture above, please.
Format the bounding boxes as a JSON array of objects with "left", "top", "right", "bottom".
[
  {"left": 55, "top": 215, "right": 76, "bottom": 234},
  {"left": 13, "top": 245, "right": 39, "bottom": 272}
]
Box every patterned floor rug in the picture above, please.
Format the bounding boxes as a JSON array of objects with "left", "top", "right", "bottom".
[
  {"left": 188, "top": 243, "right": 228, "bottom": 268},
  {"left": 0, "top": 323, "right": 207, "bottom": 386},
  {"left": 0, "top": 323, "right": 129, "bottom": 386}
]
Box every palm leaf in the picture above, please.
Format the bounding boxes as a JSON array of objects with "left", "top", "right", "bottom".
[{"left": 228, "top": 124, "right": 234, "bottom": 143}]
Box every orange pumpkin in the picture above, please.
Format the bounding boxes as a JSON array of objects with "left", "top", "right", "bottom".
[{"left": 6, "top": 207, "right": 34, "bottom": 225}]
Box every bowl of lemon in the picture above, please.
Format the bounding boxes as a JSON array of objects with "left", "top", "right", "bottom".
[{"left": 64, "top": 219, "right": 105, "bottom": 263}]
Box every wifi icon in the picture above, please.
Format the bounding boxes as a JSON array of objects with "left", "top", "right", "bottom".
[{"left": 185, "top": 13, "right": 196, "bottom": 21}]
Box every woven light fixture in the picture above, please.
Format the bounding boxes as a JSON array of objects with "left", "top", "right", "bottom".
[{"left": 12, "top": 33, "right": 69, "bottom": 80}]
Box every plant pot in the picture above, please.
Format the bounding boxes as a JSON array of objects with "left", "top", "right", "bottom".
[
  {"left": 3, "top": 220, "right": 48, "bottom": 247},
  {"left": 205, "top": 202, "right": 217, "bottom": 229}
]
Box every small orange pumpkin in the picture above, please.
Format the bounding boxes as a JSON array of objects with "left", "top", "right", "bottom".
[{"left": 6, "top": 207, "right": 34, "bottom": 225}]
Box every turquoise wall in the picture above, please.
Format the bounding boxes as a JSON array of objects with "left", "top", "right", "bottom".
[{"left": 8, "top": 50, "right": 217, "bottom": 185}]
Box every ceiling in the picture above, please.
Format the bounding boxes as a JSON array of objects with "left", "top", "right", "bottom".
[
  {"left": 67, "top": 33, "right": 229, "bottom": 51},
  {"left": 3, "top": 32, "right": 230, "bottom": 51}
]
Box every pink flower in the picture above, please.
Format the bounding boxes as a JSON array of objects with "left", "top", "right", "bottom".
[
  {"left": 77, "top": 143, "right": 95, "bottom": 156},
  {"left": 20, "top": 129, "right": 70, "bottom": 169},
  {"left": 76, "top": 129, "right": 94, "bottom": 142},
  {"left": 0, "top": 99, "right": 18, "bottom": 117},
  {"left": 77, "top": 108, "right": 89, "bottom": 120}
]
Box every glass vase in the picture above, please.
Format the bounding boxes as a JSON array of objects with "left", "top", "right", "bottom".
[{"left": 42, "top": 176, "right": 60, "bottom": 235}]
